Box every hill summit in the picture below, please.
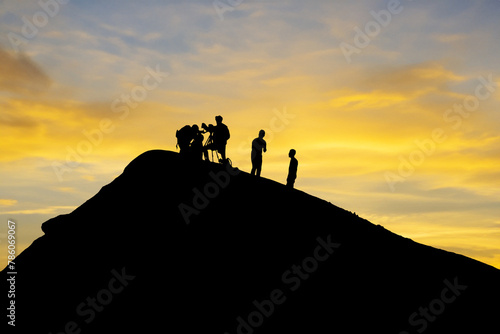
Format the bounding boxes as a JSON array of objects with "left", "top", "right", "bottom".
[{"left": 3, "top": 150, "right": 500, "bottom": 333}]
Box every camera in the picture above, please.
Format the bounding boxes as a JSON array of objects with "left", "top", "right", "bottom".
[{"left": 201, "top": 123, "right": 215, "bottom": 133}]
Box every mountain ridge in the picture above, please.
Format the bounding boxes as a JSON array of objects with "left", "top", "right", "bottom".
[{"left": 3, "top": 150, "right": 500, "bottom": 333}]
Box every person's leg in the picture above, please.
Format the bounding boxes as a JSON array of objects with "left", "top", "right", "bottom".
[
  {"left": 203, "top": 143, "right": 215, "bottom": 161},
  {"left": 193, "top": 146, "right": 202, "bottom": 161},
  {"left": 202, "top": 147, "right": 209, "bottom": 160},
  {"left": 179, "top": 141, "right": 189, "bottom": 156},
  {"left": 219, "top": 145, "right": 226, "bottom": 161},
  {"left": 256, "top": 156, "right": 262, "bottom": 177}
]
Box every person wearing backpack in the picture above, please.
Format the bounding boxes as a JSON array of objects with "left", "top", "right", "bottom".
[{"left": 176, "top": 125, "right": 194, "bottom": 156}]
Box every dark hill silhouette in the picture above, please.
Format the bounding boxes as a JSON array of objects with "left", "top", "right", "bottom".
[{"left": 2, "top": 150, "right": 500, "bottom": 333}]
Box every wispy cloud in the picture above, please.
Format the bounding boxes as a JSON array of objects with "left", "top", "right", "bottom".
[
  {"left": 0, "top": 47, "right": 51, "bottom": 94},
  {"left": 1, "top": 205, "right": 76, "bottom": 215},
  {"left": 0, "top": 199, "right": 18, "bottom": 207}
]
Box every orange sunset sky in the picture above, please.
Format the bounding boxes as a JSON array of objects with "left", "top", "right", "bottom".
[{"left": 1, "top": 0, "right": 500, "bottom": 269}]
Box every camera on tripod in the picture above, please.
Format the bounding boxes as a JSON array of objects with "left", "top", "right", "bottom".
[{"left": 201, "top": 122, "right": 215, "bottom": 134}]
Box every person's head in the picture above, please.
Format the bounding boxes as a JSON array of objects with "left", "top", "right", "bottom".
[
  {"left": 192, "top": 124, "right": 199, "bottom": 132},
  {"left": 289, "top": 149, "right": 296, "bottom": 158},
  {"left": 215, "top": 115, "right": 223, "bottom": 124},
  {"left": 259, "top": 129, "right": 265, "bottom": 139}
]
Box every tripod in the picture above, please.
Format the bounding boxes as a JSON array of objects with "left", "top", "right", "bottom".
[{"left": 203, "top": 132, "right": 231, "bottom": 166}]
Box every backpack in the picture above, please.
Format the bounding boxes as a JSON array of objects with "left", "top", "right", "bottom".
[{"left": 176, "top": 125, "right": 192, "bottom": 148}]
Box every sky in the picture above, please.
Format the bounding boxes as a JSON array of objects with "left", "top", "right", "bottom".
[{"left": 1, "top": 0, "right": 499, "bottom": 269}]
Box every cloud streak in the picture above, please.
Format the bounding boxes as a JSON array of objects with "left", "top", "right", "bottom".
[{"left": 0, "top": 48, "right": 51, "bottom": 94}]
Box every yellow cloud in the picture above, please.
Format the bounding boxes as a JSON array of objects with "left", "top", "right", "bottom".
[
  {"left": 0, "top": 97, "right": 120, "bottom": 163},
  {"left": 329, "top": 89, "right": 407, "bottom": 110},
  {"left": 2, "top": 206, "right": 75, "bottom": 215},
  {"left": 55, "top": 187, "right": 77, "bottom": 193},
  {"left": 0, "top": 199, "right": 18, "bottom": 207},
  {"left": 433, "top": 33, "right": 469, "bottom": 44},
  {"left": 352, "top": 61, "right": 466, "bottom": 95}
]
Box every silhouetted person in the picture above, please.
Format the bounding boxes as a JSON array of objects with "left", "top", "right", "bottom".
[
  {"left": 190, "top": 124, "right": 204, "bottom": 161},
  {"left": 286, "top": 149, "right": 298, "bottom": 188},
  {"left": 203, "top": 115, "right": 230, "bottom": 163},
  {"left": 251, "top": 130, "right": 267, "bottom": 177},
  {"left": 176, "top": 125, "right": 194, "bottom": 156}
]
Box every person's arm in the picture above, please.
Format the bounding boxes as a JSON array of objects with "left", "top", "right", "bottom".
[{"left": 263, "top": 140, "right": 267, "bottom": 152}]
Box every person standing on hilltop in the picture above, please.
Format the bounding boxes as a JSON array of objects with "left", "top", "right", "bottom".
[
  {"left": 203, "top": 115, "right": 230, "bottom": 163},
  {"left": 251, "top": 130, "right": 267, "bottom": 177},
  {"left": 286, "top": 149, "right": 298, "bottom": 188}
]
